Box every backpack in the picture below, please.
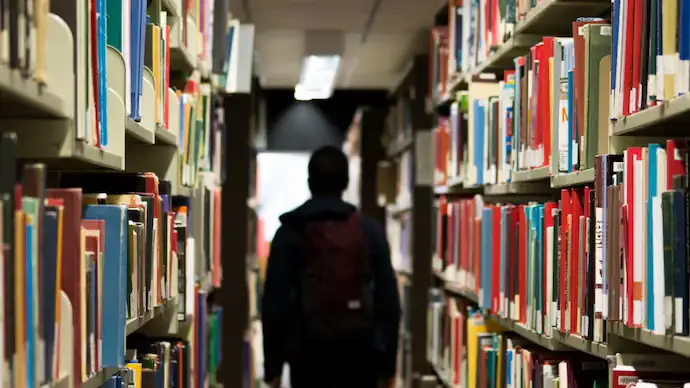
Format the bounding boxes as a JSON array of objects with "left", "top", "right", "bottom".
[{"left": 297, "top": 213, "right": 375, "bottom": 341}]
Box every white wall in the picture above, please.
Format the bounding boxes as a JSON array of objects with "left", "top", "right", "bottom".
[{"left": 257, "top": 151, "right": 311, "bottom": 242}]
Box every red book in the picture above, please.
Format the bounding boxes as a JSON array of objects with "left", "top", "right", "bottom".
[
  {"left": 666, "top": 140, "right": 686, "bottom": 189},
  {"left": 46, "top": 188, "right": 84, "bottom": 387},
  {"left": 509, "top": 206, "right": 518, "bottom": 317},
  {"left": 570, "top": 188, "right": 583, "bottom": 332},
  {"left": 533, "top": 43, "right": 543, "bottom": 163},
  {"left": 631, "top": 0, "right": 644, "bottom": 111},
  {"left": 560, "top": 189, "right": 571, "bottom": 331},
  {"left": 611, "top": 366, "right": 638, "bottom": 388},
  {"left": 518, "top": 205, "right": 527, "bottom": 323},
  {"left": 622, "top": 0, "right": 635, "bottom": 115},
  {"left": 474, "top": 209, "right": 481, "bottom": 295},
  {"left": 492, "top": 206, "right": 501, "bottom": 313},
  {"left": 434, "top": 122, "right": 450, "bottom": 186},
  {"left": 544, "top": 202, "right": 557, "bottom": 322},
  {"left": 437, "top": 196, "right": 447, "bottom": 265},
  {"left": 446, "top": 202, "right": 455, "bottom": 267},
  {"left": 459, "top": 201, "right": 467, "bottom": 283},
  {"left": 170, "top": 214, "right": 177, "bottom": 297}
]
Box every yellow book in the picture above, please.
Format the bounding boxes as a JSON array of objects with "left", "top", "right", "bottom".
[
  {"left": 466, "top": 313, "right": 502, "bottom": 388},
  {"left": 53, "top": 204, "right": 64, "bottom": 380},
  {"left": 127, "top": 362, "right": 142, "bottom": 388},
  {"left": 662, "top": 0, "right": 678, "bottom": 101},
  {"left": 196, "top": 0, "right": 201, "bottom": 50},
  {"left": 34, "top": 0, "right": 49, "bottom": 84}
]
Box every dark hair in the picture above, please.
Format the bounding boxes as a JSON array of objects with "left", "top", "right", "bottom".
[{"left": 308, "top": 145, "right": 349, "bottom": 197}]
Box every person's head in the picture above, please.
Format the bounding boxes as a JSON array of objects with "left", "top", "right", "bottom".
[{"left": 308, "top": 145, "right": 349, "bottom": 197}]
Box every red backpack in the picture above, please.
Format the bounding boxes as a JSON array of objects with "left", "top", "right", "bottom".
[{"left": 297, "top": 213, "right": 375, "bottom": 341}]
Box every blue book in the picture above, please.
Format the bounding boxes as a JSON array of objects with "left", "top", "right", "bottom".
[
  {"left": 647, "top": 143, "right": 660, "bottom": 330},
  {"left": 221, "top": 24, "right": 236, "bottom": 87},
  {"left": 535, "top": 204, "right": 544, "bottom": 334},
  {"left": 138, "top": 9, "right": 148, "bottom": 119},
  {"left": 611, "top": 0, "right": 620, "bottom": 103},
  {"left": 99, "top": 0, "right": 108, "bottom": 146},
  {"left": 83, "top": 205, "right": 128, "bottom": 367},
  {"left": 26, "top": 221, "right": 35, "bottom": 388},
  {"left": 455, "top": 6, "right": 463, "bottom": 70},
  {"left": 129, "top": 0, "right": 141, "bottom": 120},
  {"left": 216, "top": 306, "right": 223, "bottom": 363},
  {"left": 475, "top": 101, "right": 486, "bottom": 184},
  {"left": 525, "top": 206, "right": 533, "bottom": 325},
  {"left": 513, "top": 58, "right": 522, "bottom": 171}
]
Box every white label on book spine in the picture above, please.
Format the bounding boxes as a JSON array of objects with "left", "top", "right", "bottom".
[{"left": 676, "top": 298, "right": 684, "bottom": 334}]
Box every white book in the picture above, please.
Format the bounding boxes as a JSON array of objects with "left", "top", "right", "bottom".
[
  {"left": 633, "top": 158, "right": 644, "bottom": 326},
  {"left": 185, "top": 237, "right": 195, "bottom": 318}
]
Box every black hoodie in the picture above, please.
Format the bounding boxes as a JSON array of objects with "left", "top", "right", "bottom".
[{"left": 261, "top": 196, "right": 401, "bottom": 383}]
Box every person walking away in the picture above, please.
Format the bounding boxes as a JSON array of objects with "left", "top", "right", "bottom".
[{"left": 261, "top": 146, "right": 401, "bottom": 388}]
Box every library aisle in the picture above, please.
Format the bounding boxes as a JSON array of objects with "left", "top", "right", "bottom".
[
  {"left": 379, "top": 0, "right": 690, "bottom": 387},
  {"left": 20, "top": 0, "right": 690, "bottom": 386}
]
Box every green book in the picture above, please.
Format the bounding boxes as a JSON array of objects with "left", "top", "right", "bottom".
[{"left": 582, "top": 24, "right": 612, "bottom": 170}]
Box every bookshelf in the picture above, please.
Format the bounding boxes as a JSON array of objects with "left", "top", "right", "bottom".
[
  {"left": 379, "top": 55, "right": 435, "bottom": 388},
  {"left": 0, "top": 0, "right": 250, "bottom": 387},
  {"left": 417, "top": 0, "right": 690, "bottom": 386}
]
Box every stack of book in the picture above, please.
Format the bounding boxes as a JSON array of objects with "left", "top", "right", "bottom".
[
  {"left": 0, "top": 132, "right": 224, "bottom": 387},
  {"left": 0, "top": 1, "right": 239, "bottom": 387},
  {"left": 428, "top": 294, "right": 611, "bottom": 388},
  {"left": 433, "top": 20, "right": 616, "bottom": 185}
]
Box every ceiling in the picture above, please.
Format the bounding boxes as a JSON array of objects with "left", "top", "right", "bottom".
[{"left": 227, "top": 0, "right": 445, "bottom": 90}]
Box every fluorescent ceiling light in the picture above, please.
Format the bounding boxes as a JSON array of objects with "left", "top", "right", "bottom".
[
  {"left": 294, "top": 54, "right": 341, "bottom": 100},
  {"left": 294, "top": 84, "right": 313, "bottom": 101}
]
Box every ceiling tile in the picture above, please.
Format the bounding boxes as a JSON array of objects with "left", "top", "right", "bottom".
[{"left": 230, "top": 0, "right": 442, "bottom": 89}]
